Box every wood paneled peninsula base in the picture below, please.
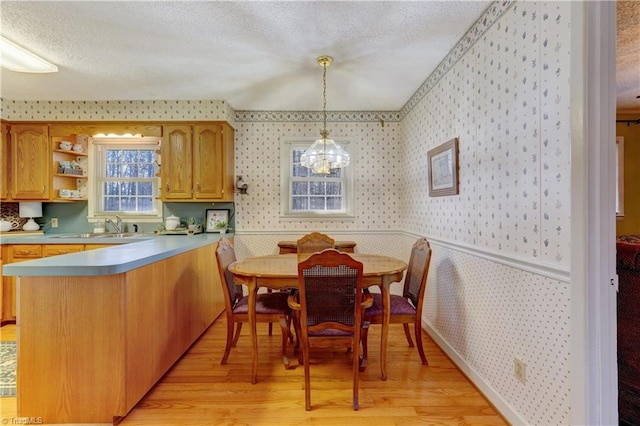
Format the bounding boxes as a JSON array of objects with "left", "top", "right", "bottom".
[{"left": 3, "top": 235, "right": 226, "bottom": 424}]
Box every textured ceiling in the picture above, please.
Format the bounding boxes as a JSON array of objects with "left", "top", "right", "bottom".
[
  {"left": 617, "top": 0, "right": 640, "bottom": 113},
  {"left": 0, "top": 0, "right": 491, "bottom": 111},
  {"left": 0, "top": 1, "right": 637, "bottom": 113}
]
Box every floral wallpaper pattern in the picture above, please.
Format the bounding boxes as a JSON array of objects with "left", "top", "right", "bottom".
[
  {"left": 401, "top": 0, "right": 570, "bottom": 267},
  {"left": 424, "top": 241, "right": 570, "bottom": 425},
  {"left": 233, "top": 120, "right": 401, "bottom": 232},
  {"left": 0, "top": 99, "right": 231, "bottom": 122},
  {"left": 0, "top": 1, "right": 574, "bottom": 424},
  {"left": 403, "top": 2, "right": 572, "bottom": 424}
]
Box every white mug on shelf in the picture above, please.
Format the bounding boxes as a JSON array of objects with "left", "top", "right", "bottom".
[
  {"left": 59, "top": 141, "right": 72, "bottom": 150},
  {"left": 72, "top": 143, "right": 84, "bottom": 153}
]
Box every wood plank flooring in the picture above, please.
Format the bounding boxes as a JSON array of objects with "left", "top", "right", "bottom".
[{"left": 1, "top": 319, "right": 507, "bottom": 425}]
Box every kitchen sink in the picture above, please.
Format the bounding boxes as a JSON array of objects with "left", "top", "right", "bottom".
[{"left": 51, "top": 232, "right": 147, "bottom": 239}]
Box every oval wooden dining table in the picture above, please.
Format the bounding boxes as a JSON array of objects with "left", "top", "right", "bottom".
[{"left": 228, "top": 253, "right": 407, "bottom": 384}]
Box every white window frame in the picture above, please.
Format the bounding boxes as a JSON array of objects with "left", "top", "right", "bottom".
[
  {"left": 88, "top": 137, "right": 163, "bottom": 223},
  {"left": 280, "top": 137, "right": 355, "bottom": 220},
  {"left": 616, "top": 136, "right": 624, "bottom": 219}
]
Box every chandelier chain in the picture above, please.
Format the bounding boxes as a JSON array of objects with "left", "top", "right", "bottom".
[
  {"left": 299, "top": 54, "right": 349, "bottom": 175},
  {"left": 322, "top": 61, "right": 328, "bottom": 136}
]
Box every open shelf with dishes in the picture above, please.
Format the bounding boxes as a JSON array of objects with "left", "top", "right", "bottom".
[{"left": 50, "top": 134, "right": 89, "bottom": 202}]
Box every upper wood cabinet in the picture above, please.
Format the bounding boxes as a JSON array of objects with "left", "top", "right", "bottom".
[
  {"left": 193, "top": 123, "right": 225, "bottom": 199},
  {"left": 49, "top": 128, "right": 89, "bottom": 202},
  {"left": 10, "top": 124, "right": 50, "bottom": 200},
  {"left": 161, "top": 122, "right": 234, "bottom": 201},
  {"left": 0, "top": 121, "right": 9, "bottom": 200},
  {"left": 2, "top": 121, "right": 234, "bottom": 203},
  {"left": 162, "top": 125, "right": 193, "bottom": 199}
]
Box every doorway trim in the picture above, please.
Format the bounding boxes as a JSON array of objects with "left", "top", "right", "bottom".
[{"left": 570, "top": 1, "right": 618, "bottom": 424}]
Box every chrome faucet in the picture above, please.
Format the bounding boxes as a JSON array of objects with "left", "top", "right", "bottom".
[{"left": 105, "top": 215, "right": 123, "bottom": 233}]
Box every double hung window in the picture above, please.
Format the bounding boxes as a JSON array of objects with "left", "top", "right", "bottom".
[
  {"left": 89, "top": 137, "right": 162, "bottom": 221},
  {"left": 280, "top": 139, "right": 354, "bottom": 219}
]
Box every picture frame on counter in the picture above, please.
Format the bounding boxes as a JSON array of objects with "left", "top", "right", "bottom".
[{"left": 206, "top": 209, "right": 230, "bottom": 233}]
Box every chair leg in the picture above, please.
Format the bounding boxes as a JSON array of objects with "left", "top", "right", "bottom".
[
  {"left": 414, "top": 321, "right": 428, "bottom": 365},
  {"left": 353, "top": 329, "right": 361, "bottom": 411},
  {"left": 279, "top": 317, "right": 291, "bottom": 369},
  {"left": 360, "top": 323, "right": 369, "bottom": 372},
  {"left": 221, "top": 317, "right": 235, "bottom": 365},
  {"left": 292, "top": 314, "right": 302, "bottom": 363},
  {"left": 232, "top": 322, "right": 243, "bottom": 347},
  {"left": 403, "top": 323, "right": 415, "bottom": 348},
  {"left": 287, "top": 315, "right": 294, "bottom": 343},
  {"left": 303, "top": 339, "right": 311, "bottom": 411},
  {"left": 266, "top": 288, "right": 274, "bottom": 336}
]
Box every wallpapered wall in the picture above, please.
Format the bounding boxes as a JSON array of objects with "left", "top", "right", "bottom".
[
  {"left": 401, "top": 1, "right": 571, "bottom": 266},
  {"left": 234, "top": 2, "right": 572, "bottom": 424},
  {"left": 0, "top": 99, "right": 233, "bottom": 123},
  {"left": 0, "top": 1, "right": 575, "bottom": 424},
  {"left": 234, "top": 120, "right": 401, "bottom": 232},
  {"left": 405, "top": 2, "right": 572, "bottom": 424}
]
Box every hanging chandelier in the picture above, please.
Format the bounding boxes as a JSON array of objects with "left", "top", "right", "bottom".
[{"left": 300, "top": 55, "right": 350, "bottom": 175}]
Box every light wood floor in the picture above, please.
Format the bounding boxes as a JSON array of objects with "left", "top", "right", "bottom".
[{"left": 1, "top": 319, "right": 507, "bottom": 425}]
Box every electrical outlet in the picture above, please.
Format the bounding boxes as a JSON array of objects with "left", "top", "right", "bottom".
[
  {"left": 514, "top": 358, "right": 526, "bottom": 383},
  {"left": 51, "top": 218, "right": 58, "bottom": 228}
]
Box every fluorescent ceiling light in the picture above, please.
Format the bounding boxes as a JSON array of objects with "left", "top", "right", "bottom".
[{"left": 0, "top": 35, "right": 58, "bottom": 73}]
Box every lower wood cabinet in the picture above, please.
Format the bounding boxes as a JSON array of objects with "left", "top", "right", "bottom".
[
  {"left": 17, "top": 242, "right": 223, "bottom": 423},
  {"left": 2, "top": 245, "right": 42, "bottom": 323},
  {"left": 1, "top": 243, "right": 92, "bottom": 323},
  {"left": 42, "top": 244, "right": 84, "bottom": 257},
  {"left": 84, "top": 244, "right": 115, "bottom": 250}
]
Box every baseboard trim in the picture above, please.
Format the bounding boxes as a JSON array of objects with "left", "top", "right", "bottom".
[{"left": 423, "top": 319, "right": 528, "bottom": 426}]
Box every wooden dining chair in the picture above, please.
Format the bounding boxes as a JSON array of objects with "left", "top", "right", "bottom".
[
  {"left": 265, "top": 232, "right": 335, "bottom": 337},
  {"left": 288, "top": 249, "right": 373, "bottom": 411},
  {"left": 296, "top": 232, "right": 335, "bottom": 253},
  {"left": 362, "top": 237, "right": 432, "bottom": 369},
  {"left": 215, "top": 238, "right": 292, "bottom": 370}
]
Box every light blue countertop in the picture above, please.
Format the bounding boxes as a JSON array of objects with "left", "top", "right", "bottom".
[{"left": 2, "top": 233, "right": 227, "bottom": 277}]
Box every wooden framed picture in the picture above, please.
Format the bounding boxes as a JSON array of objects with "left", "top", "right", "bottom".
[
  {"left": 427, "top": 138, "right": 459, "bottom": 197},
  {"left": 205, "top": 209, "right": 230, "bottom": 233}
]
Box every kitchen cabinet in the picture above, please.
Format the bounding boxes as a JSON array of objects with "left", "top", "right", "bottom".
[
  {"left": 84, "top": 244, "right": 115, "bottom": 250},
  {"left": 1, "top": 243, "right": 85, "bottom": 323},
  {"left": 42, "top": 244, "right": 84, "bottom": 257},
  {"left": 0, "top": 121, "right": 9, "bottom": 200},
  {"left": 161, "top": 125, "right": 192, "bottom": 199},
  {"left": 3, "top": 120, "right": 235, "bottom": 203},
  {"left": 49, "top": 130, "right": 89, "bottom": 202},
  {"left": 161, "top": 122, "right": 234, "bottom": 201},
  {"left": 0, "top": 248, "right": 3, "bottom": 322},
  {"left": 14, "top": 241, "right": 223, "bottom": 423},
  {"left": 10, "top": 124, "right": 50, "bottom": 200},
  {"left": 2, "top": 244, "right": 42, "bottom": 322}
]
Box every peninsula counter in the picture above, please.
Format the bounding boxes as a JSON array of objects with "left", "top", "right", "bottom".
[{"left": 2, "top": 234, "right": 228, "bottom": 424}]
